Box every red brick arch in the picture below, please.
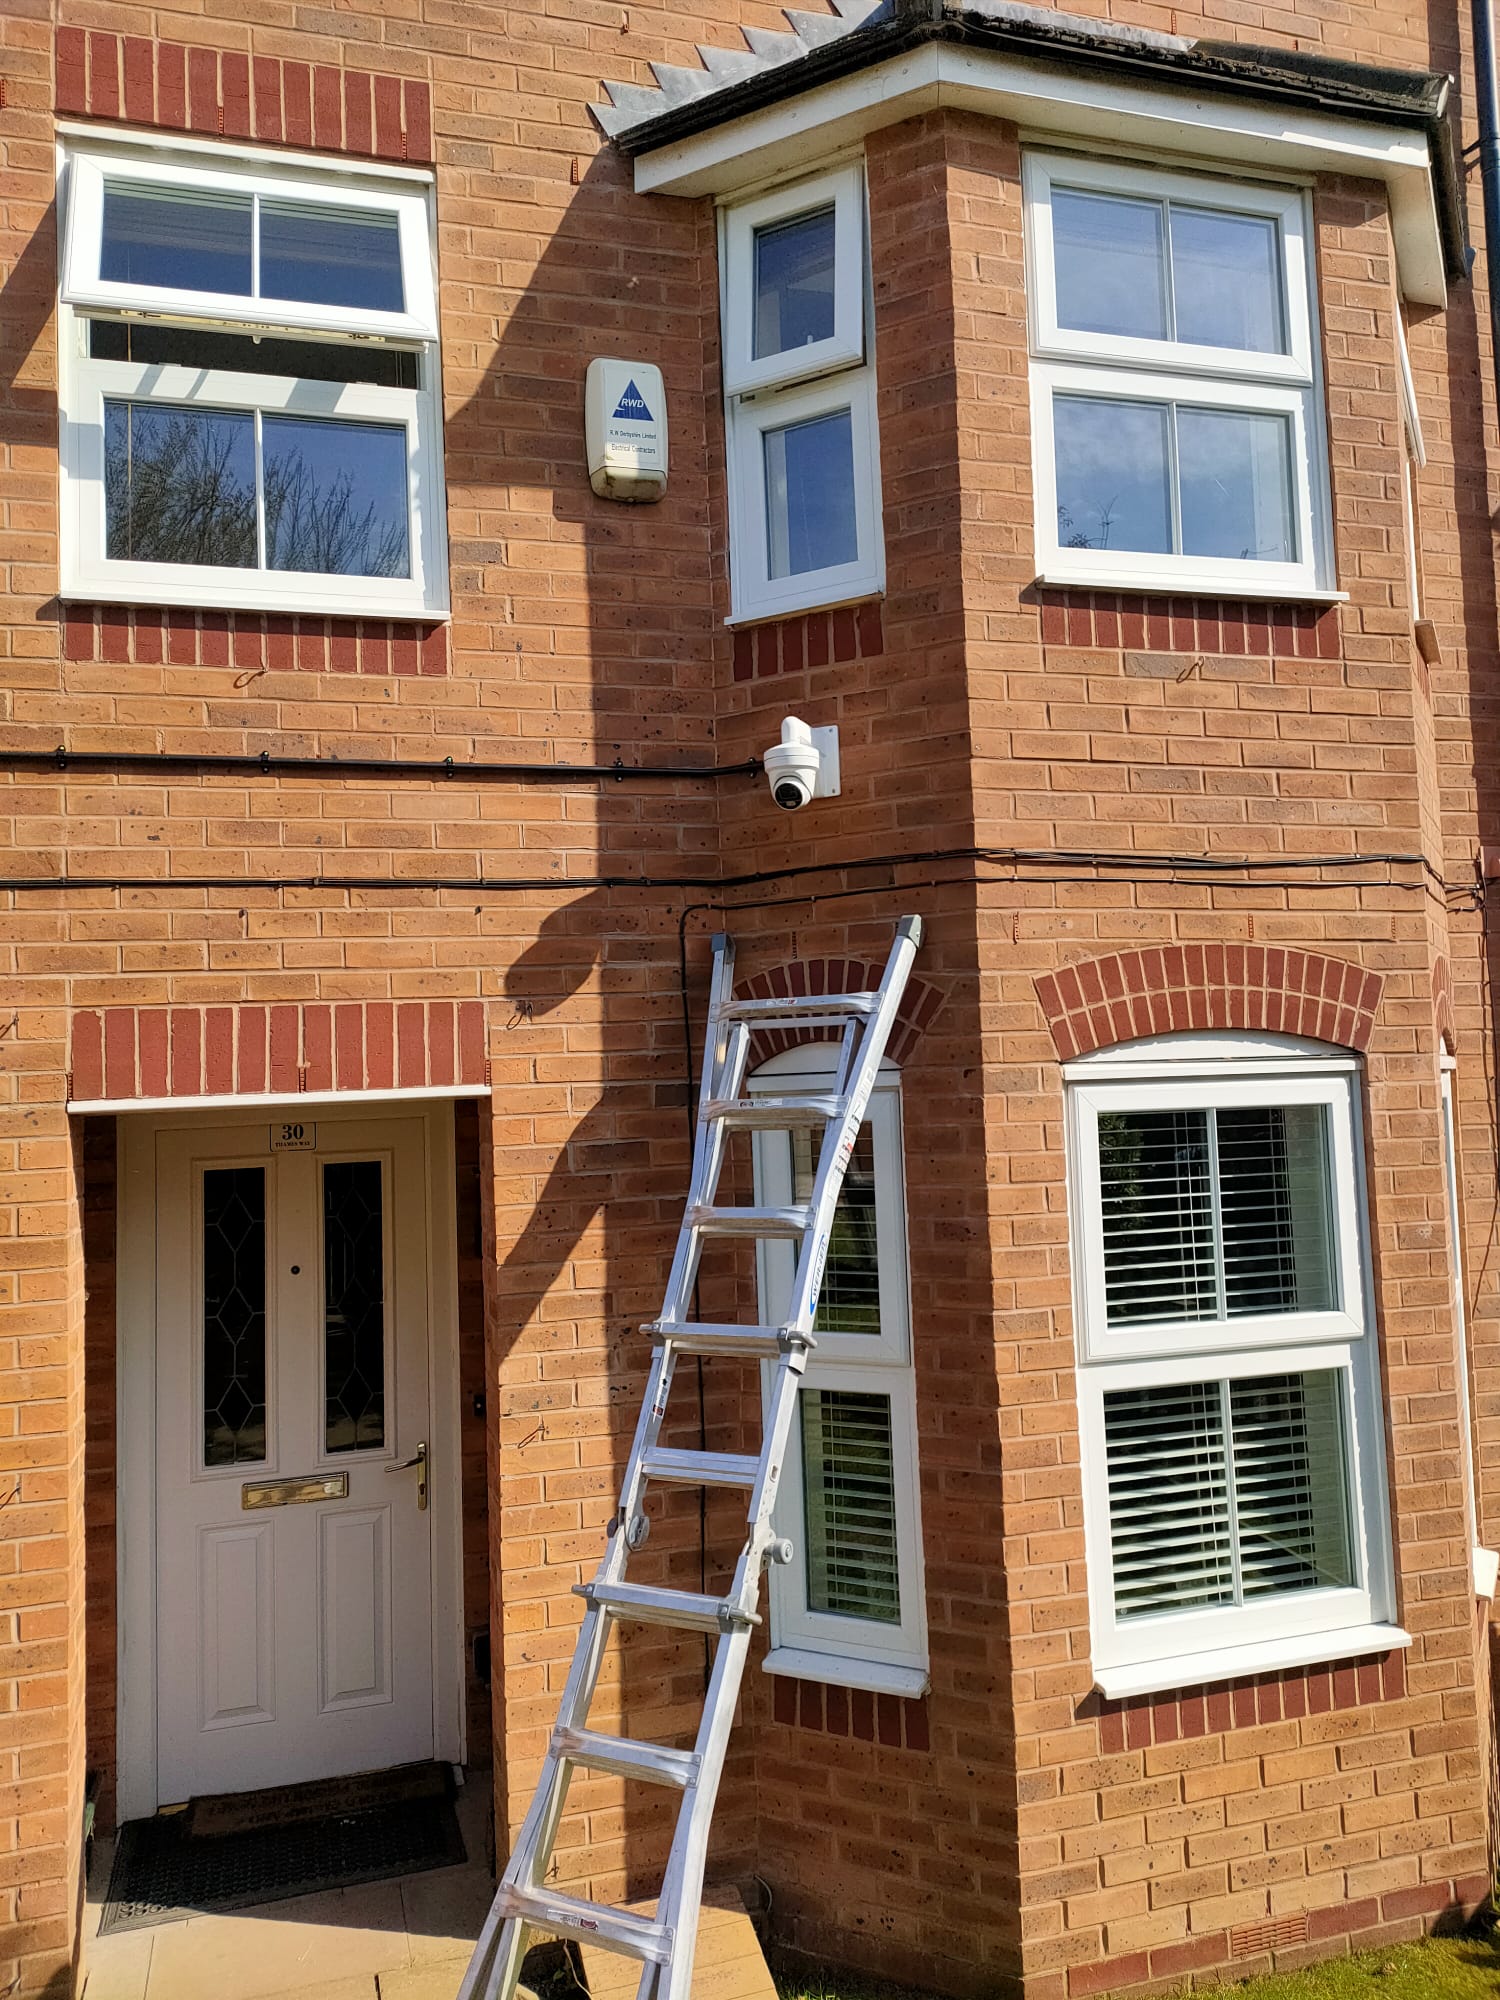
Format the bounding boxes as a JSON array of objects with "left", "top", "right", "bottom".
[
  {"left": 1035, "top": 946, "right": 1383, "bottom": 1060},
  {"left": 737, "top": 956, "right": 945, "bottom": 1066}
]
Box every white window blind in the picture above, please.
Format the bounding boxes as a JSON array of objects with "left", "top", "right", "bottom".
[
  {"left": 1103, "top": 1369, "right": 1353, "bottom": 1621},
  {"left": 801, "top": 1388, "right": 901, "bottom": 1623}
]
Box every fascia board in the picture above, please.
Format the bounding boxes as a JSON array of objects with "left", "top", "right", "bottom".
[{"left": 633, "top": 43, "right": 1447, "bottom": 306}]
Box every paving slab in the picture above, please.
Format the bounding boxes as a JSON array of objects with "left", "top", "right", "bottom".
[{"left": 578, "top": 1889, "right": 775, "bottom": 2000}]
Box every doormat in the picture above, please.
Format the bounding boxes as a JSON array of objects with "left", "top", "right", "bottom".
[{"left": 98, "top": 1761, "right": 467, "bottom": 1934}]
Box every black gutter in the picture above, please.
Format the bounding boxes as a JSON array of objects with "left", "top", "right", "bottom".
[
  {"left": 2, "top": 746, "right": 762, "bottom": 783},
  {"left": 612, "top": 0, "right": 1468, "bottom": 285}
]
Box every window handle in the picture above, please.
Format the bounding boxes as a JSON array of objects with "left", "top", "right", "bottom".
[{"left": 385, "top": 1439, "right": 427, "bottom": 1511}]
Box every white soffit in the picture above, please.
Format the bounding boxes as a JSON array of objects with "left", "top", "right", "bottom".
[{"left": 632, "top": 44, "right": 1447, "bottom": 306}]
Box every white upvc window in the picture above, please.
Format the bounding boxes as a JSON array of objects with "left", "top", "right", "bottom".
[
  {"left": 751, "top": 1047, "right": 926, "bottom": 1694},
  {"left": 57, "top": 134, "right": 447, "bottom": 619},
  {"left": 1025, "top": 152, "right": 1333, "bottom": 601},
  {"left": 721, "top": 165, "right": 884, "bottom": 624},
  {"left": 1066, "top": 1034, "right": 1405, "bottom": 1699}
]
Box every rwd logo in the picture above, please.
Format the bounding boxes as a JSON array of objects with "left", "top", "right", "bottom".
[{"left": 612, "top": 378, "right": 653, "bottom": 422}]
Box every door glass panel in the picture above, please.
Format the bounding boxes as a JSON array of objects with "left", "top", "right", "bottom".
[
  {"left": 202, "top": 1167, "right": 268, "bottom": 1467},
  {"left": 323, "top": 1160, "right": 386, "bottom": 1453}
]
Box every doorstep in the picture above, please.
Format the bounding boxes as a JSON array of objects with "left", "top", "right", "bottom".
[{"left": 82, "top": 1781, "right": 494, "bottom": 2000}]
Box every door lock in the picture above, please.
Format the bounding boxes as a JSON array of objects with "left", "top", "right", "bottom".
[{"left": 386, "top": 1439, "right": 428, "bottom": 1511}]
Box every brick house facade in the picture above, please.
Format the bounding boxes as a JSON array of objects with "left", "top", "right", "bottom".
[{"left": 2, "top": 0, "right": 1499, "bottom": 1997}]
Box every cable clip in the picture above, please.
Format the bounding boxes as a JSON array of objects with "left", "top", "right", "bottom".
[
  {"left": 258, "top": 750, "right": 271, "bottom": 773},
  {"left": 443, "top": 756, "right": 454, "bottom": 779},
  {"left": 54, "top": 745, "right": 67, "bottom": 772}
]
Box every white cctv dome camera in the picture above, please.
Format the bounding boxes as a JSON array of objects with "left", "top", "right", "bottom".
[{"left": 764, "top": 716, "right": 840, "bottom": 811}]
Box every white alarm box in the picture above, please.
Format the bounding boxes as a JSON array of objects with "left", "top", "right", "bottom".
[{"left": 585, "top": 358, "right": 668, "bottom": 502}]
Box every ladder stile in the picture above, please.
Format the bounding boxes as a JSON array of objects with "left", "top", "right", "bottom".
[{"left": 460, "top": 915, "right": 923, "bottom": 2000}]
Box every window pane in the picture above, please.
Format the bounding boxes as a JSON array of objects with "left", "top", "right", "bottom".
[
  {"left": 89, "top": 318, "right": 419, "bottom": 388},
  {"left": 262, "top": 416, "right": 410, "bottom": 577},
  {"left": 259, "top": 200, "right": 405, "bottom": 313},
  {"left": 1054, "top": 396, "right": 1172, "bottom": 555},
  {"left": 101, "top": 183, "right": 252, "bottom": 295},
  {"left": 1178, "top": 408, "right": 1296, "bottom": 564},
  {"left": 1052, "top": 189, "right": 1167, "bottom": 341},
  {"left": 1098, "top": 1109, "right": 1216, "bottom": 1326},
  {"left": 1104, "top": 1380, "right": 1232, "bottom": 1619},
  {"left": 800, "top": 1388, "right": 901, "bottom": 1623},
  {"left": 1230, "top": 1372, "right": 1353, "bottom": 1595},
  {"left": 203, "top": 1167, "right": 268, "bottom": 1468},
  {"left": 1219, "top": 1105, "right": 1336, "bottom": 1317},
  {"left": 105, "top": 402, "right": 256, "bottom": 567},
  {"left": 764, "top": 409, "right": 858, "bottom": 578},
  {"left": 791, "top": 1123, "right": 881, "bottom": 1337},
  {"left": 324, "top": 1161, "right": 386, "bottom": 1454},
  {"left": 753, "top": 206, "right": 837, "bottom": 359},
  {"left": 1171, "top": 206, "right": 1286, "bottom": 354}
]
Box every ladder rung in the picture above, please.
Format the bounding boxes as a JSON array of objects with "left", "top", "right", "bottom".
[
  {"left": 719, "top": 993, "right": 877, "bottom": 1022},
  {"left": 580, "top": 1580, "right": 759, "bottom": 1634},
  {"left": 687, "top": 1203, "right": 808, "bottom": 1237},
  {"left": 497, "top": 1883, "right": 672, "bottom": 1962},
  {"left": 703, "top": 1095, "right": 839, "bottom": 1128},
  {"left": 641, "top": 1446, "right": 760, "bottom": 1490},
  {"left": 553, "top": 1723, "right": 699, "bottom": 1789},
  {"left": 648, "top": 1321, "right": 810, "bottom": 1359}
]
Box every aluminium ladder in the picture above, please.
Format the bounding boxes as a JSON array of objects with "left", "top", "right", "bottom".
[{"left": 457, "top": 913, "right": 923, "bottom": 2000}]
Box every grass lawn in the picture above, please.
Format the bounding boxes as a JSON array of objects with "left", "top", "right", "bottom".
[{"left": 772, "top": 1930, "right": 1500, "bottom": 1999}]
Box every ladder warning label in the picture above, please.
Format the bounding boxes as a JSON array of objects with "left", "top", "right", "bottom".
[{"left": 612, "top": 379, "right": 653, "bottom": 422}]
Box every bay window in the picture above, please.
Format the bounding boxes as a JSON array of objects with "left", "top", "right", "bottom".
[
  {"left": 1067, "top": 1036, "right": 1404, "bottom": 1698},
  {"left": 721, "top": 165, "right": 884, "bottom": 624},
  {"left": 58, "top": 135, "right": 446, "bottom": 618},
  {"left": 751, "top": 1048, "right": 926, "bottom": 1694},
  {"left": 1025, "top": 152, "right": 1333, "bottom": 600}
]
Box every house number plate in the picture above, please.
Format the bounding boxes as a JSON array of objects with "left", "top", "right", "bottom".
[
  {"left": 271, "top": 1120, "right": 316, "bottom": 1151},
  {"left": 241, "top": 1473, "right": 349, "bottom": 1509}
]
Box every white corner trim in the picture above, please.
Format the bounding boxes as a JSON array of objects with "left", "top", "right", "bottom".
[
  {"left": 1094, "top": 1623, "right": 1411, "bottom": 1701},
  {"left": 69, "top": 1084, "right": 490, "bottom": 1115},
  {"left": 633, "top": 43, "right": 1447, "bottom": 307},
  {"left": 763, "top": 1646, "right": 930, "bottom": 1698},
  {"left": 1474, "top": 1546, "right": 1499, "bottom": 1600}
]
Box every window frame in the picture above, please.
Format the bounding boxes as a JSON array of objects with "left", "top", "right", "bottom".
[
  {"left": 720, "top": 164, "right": 884, "bottom": 625},
  {"left": 62, "top": 148, "right": 438, "bottom": 343},
  {"left": 57, "top": 132, "right": 448, "bottom": 621},
  {"left": 749, "top": 1046, "right": 927, "bottom": 1691},
  {"left": 1065, "top": 1035, "right": 1402, "bottom": 1695},
  {"left": 1024, "top": 149, "right": 1335, "bottom": 600}
]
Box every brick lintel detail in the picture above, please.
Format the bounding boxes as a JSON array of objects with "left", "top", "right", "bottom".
[
  {"left": 1035, "top": 945, "right": 1383, "bottom": 1060},
  {"left": 70, "top": 999, "right": 487, "bottom": 1103}
]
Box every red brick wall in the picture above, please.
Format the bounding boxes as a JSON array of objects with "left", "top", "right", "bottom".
[{"left": 0, "top": 0, "right": 1494, "bottom": 1995}]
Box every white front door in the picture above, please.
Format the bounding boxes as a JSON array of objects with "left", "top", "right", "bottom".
[{"left": 153, "top": 1113, "right": 436, "bottom": 1801}]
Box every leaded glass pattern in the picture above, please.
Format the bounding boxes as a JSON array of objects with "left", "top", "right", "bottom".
[
  {"left": 324, "top": 1160, "right": 386, "bottom": 1453},
  {"left": 202, "top": 1166, "right": 268, "bottom": 1467}
]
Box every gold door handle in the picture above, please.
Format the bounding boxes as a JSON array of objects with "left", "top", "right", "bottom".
[{"left": 385, "top": 1439, "right": 427, "bottom": 1511}]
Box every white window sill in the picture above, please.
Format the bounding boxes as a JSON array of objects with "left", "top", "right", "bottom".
[
  {"left": 724, "top": 589, "right": 883, "bottom": 631},
  {"left": 1035, "top": 571, "right": 1348, "bottom": 607},
  {"left": 1094, "top": 1623, "right": 1411, "bottom": 1701},
  {"left": 763, "top": 1646, "right": 928, "bottom": 1699},
  {"left": 61, "top": 584, "right": 450, "bottom": 624}
]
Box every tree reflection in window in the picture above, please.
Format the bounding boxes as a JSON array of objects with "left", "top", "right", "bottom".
[{"left": 324, "top": 1161, "right": 386, "bottom": 1453}]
